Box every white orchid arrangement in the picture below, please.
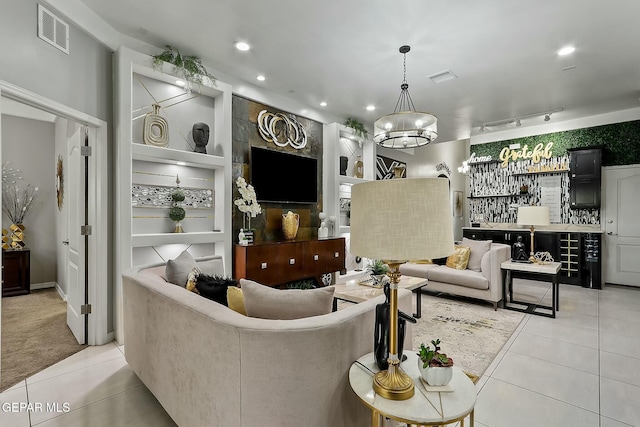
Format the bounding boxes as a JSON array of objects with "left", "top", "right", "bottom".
[
  {"left": 234, "top": 177, "right": 262, "bottom": 229},
  {"left": 2, "top": 162, "right": 41, "bottom": 224}
]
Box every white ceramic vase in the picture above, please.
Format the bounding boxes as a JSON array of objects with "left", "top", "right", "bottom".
[{"left": 417, "top": 360, "right": 453, "bottom": 386}]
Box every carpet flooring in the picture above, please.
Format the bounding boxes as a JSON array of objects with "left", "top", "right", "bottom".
[{"left": 1, "top": 288, "right": 87, "bottom": 392}]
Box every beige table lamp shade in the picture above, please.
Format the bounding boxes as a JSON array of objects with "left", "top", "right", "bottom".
[
  {"left": 517, "top": 206, "right": 550, "bottom": 226},
  {"left": 350, "top": 178, "right": 455, "bottom": 261}
]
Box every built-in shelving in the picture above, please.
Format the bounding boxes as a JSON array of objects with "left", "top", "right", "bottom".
[
  {"left": 115, "top": 46, "right": 233, "bottom": 342},
  {"left": 468, "top": 194, "right": 531, "bottom": 199},
  {"left": 512, "top": 170, "right": 569, "bottom": 176}
]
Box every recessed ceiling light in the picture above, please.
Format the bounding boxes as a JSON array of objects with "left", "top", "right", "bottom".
[
  {"left": 176, "top": 161, "right": 186, "bottom": 166},
  {"left": 320, "top": 101, "right": 327, "bottom": 107},
  {"left": 175, "top": 80, "right": 186, "bottom": 87},
  {"left": 256, "top": 75, "right": 265, "bottom": 81},
  {"left": 366, "top": 105, "right": 376, "bottom": 111},
  {"left": 235, "top": 41, "right": 250, "bottom": 51},
  {"left": 558, "top": 46, "right": 575, "bottom": 56}
]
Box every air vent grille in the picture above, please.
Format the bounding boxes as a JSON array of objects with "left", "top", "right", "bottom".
[
  {"left": 38, "top": 4, "right": 69, "bottom": 54},
  {"left": 428, "top": 70, "right": 458, "bottom": 84}
]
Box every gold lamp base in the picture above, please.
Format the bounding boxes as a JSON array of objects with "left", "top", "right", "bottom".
[
  {"left": 373, "top": 358, "right": 415, "bottom": 400},
  {"left": 372, "top": 260, "right": 415, "bottom": 401}
]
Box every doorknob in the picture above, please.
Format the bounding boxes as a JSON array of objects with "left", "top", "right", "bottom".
[
  {"left": 607, "top": 220, "right": 613, "bottom": 224},
  {"left": 62, "top": 240, "right": 69, "bottom": 245},
  {"left": 607, "top": 232, "right": 615, "bottom": 235}
]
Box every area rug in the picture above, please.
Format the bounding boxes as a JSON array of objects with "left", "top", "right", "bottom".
[
  {"left": 339, "top": 291, "right": 525, "bottom": 379},
  {"left": 412, "top": 292, "right": 525, "bottom": 378},
  {"left": 1, "top": 288, "right": 87, "bottom": 392}
]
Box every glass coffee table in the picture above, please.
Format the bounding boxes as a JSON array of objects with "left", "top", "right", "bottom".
[{"left": 332, "top": 275, "right": 428, "bottom": 318}]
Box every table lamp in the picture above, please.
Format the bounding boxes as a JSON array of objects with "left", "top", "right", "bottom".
[
  {"left": 517, "top": 205, "right": 550, "bottom": 263},
  {"left": 350, "top": 178, "right": 454, "bottom": 400}
]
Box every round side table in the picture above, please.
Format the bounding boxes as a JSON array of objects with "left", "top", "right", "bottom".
[{"left": 349, "top": 352, "right": 476, "bottom": 426}]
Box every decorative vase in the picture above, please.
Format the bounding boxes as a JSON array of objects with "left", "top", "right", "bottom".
[
  {"left": 2, "top": 223, "right": 26, "bottom": 249},
  {"left": 339, "top": 156, "right": 348, "bottom": 175},
  {"left": 143, "top": 104, "right": 169, "bottom": 147},
  {"left": 354, "top": 155, "right": 364, "bottom": 178},
  {"left": 417, "top": 362, "right": 453, "bottom": 386},
  {"left": 282, "top": 211, "right": 299, "bottom": 240},
  {"left": 173, "top": 221, "right": 184, "bottom": 233}
]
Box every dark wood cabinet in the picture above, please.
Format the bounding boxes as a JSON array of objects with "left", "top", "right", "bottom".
[
  {"left": 569, "top": 147, "right": 602, "bottom": 179},
  {"left": 568, "top": 147, "right": 602, "bottom": 209},
  {"left": 2, "top": 249, "right": 31, "bottom": 297},
  {"left": 463, "top": 228, "right": 599, "bottom": 288},
  {"left": 234, "top": 238, "right": 346, "bottom": 287}
]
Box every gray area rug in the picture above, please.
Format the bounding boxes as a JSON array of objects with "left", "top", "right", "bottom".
[
  {"left": 412, "top": 292, "right": 524, "bottom": 377},
  {"left": 1, "top": 288, "right": 87, "bottom": 392}
]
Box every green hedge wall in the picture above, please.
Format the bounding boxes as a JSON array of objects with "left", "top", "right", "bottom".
[{"left": 471, "top": 119, "right": 640, "bottom": 166}]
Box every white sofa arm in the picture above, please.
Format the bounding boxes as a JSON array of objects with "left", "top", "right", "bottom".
[{"left": 480, "top": 243, "right": 510, "bottom": 302}]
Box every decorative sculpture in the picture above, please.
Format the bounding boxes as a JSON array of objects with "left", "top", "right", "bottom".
[
  {"left": 511, "top": 235, "right": 530, "bottom": 262},
  {"left": 192, "top": 122, "right": 209, "bottom": 153}
]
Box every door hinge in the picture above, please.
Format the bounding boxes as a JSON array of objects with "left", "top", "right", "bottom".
[
  {"left": 81, "top": 225, "right": 92, "bottom": 235},
  {"left": 81, "top": 304, "right": 92, "bottom": 315},
  {"left": 81, "top": 146, "right": 92, "bottom": 156}
]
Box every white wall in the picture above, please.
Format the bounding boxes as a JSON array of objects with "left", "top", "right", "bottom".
[{"left": 1, "top": 115, "right": 56, "bottom": 285}]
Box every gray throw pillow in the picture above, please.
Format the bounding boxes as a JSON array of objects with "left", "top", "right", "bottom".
[
  {"left": 462, "top": 237, "right": 492, "bottom": 272},
  {"left": 165, "top": 250, "right": 196, "bottom": 286},
  {"left": 241, "top": 279, "right": 335, "bottom": 320}
]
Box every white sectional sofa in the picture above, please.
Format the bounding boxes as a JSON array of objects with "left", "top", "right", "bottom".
[
  {"left": 122, "top": 255, "right": 413, "bottom": 427},
  {"left": 399, "top": 242, "right": 510, "bottom": 309}
]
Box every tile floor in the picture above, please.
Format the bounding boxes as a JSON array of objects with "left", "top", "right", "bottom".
[{"left": 0, "top": 279, "right": 638, "bottom": 426}]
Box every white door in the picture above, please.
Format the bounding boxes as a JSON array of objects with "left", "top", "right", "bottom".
[
  {"left": 603, "top": 165, "right": 640, "bottom": 287},
  {"left": 66, "top": 125, "right": 86, "bottom": 343}
]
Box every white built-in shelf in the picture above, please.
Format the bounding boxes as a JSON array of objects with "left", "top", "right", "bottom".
[
  {"left": 337, "top": 175, "right": 369, "bottom": 186},
  {"left": 132, "top": 231, "right": 226, "bottom": 247},
  {"left": 131, "top": 143, "right": 225, "bottom": 169}
]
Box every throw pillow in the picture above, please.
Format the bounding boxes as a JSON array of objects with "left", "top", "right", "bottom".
[
  {"left": 165, "top": 250, "right": 196, "bottom": 286},
  {"left": 195, "top": 275, "right": 238, "bottom": 306},
  {"left": 446, "top": 245, "right": 471, "bottom": 270},
  {"left": 227, "top": 286, "right": 246, "bottom": 315},
  {"left": 462, "top": 237, "right": 493, "bottom": 272},
  {"left": 240, "top": 279, "right": 335, "bottom": 320},
  {"left": 186, "top": 266, "right": 202, "bottom": 293}
]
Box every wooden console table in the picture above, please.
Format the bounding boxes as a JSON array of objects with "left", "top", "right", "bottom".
[
  {"left": 2, "top": 249, "right": 31, "bottom": 297},
  {"left": 234, "top": 237, "right": 346, "bottom": 287}
]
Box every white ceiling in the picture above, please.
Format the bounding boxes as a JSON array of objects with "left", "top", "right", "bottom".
[{"left": 79, "top": 0, "right": 640, "bottom": 143}]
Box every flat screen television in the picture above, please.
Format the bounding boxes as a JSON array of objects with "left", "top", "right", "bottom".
[{"left": 250, "top": 146, "right": 318, "bottom": 204}]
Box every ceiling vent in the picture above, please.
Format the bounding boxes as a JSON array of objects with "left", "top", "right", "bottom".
[
  {"left": 38, "top": 4, "right": 69, "bottom": 54},
  {"left": 428, "top": 70, "right": 458, "bottom": 84}
]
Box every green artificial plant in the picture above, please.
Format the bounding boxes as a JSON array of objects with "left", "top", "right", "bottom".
[
  {"left": 344, "top": 118, "right": 369, "bottom": 140},
  {"left": 152, "top": 45, "right": 216, "bottom": 87},
  {"left": 418, "top": 339, "right": 454, "bottom": 368},
  {"left": 367, "top": 259, "right": 389, "bottom": 276}
]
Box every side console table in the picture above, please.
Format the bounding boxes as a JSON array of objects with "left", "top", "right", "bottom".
[{"left": 501, "top": 260, "right": 561, "bottom": 318}]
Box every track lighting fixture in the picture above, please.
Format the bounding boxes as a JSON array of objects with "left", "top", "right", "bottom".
[{"left": 478, "top": 108, "right": 563, "bottom": 132}]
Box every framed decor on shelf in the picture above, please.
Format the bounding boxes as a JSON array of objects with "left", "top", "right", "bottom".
[{"left": 376, "top": 155, "right": 407, "bottom": 180}]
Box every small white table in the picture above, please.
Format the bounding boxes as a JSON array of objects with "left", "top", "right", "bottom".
[
  {"left": 500, "top": 260, "right": 562, "bottom": 318},
  {"left": 333, "top": 275, "right": 429, "bottom": 318},
  {"left": 349, "top": 352, "right": 477, "bottom": 426}
]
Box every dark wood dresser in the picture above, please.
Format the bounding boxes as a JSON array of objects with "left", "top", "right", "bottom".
[{"left": 2, "top": 249, "right": 31, "bottom": 297}]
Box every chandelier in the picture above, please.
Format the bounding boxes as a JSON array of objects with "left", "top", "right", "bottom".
[{"left": 374, "top": 46, "right": 438, "bottom": 149}]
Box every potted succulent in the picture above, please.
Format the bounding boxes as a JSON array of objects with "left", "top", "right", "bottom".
[
  {"left": 417, "top": 339, "right": 454, "bottom": 386},
  {"left": 367, "top": 259, "right": 389, "bottom": 286}
]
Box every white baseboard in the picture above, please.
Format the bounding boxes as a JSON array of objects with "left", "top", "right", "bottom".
[
  {"left": 55, "top": 283, "right": 67, "bottom": 301},
  {"left": 30, "top": 281, "right": 56, "bottom": 290}
]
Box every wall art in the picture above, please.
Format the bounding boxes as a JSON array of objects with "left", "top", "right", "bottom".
[{"left": 376, "top": 155, "right": 407, "bottom": 180}]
